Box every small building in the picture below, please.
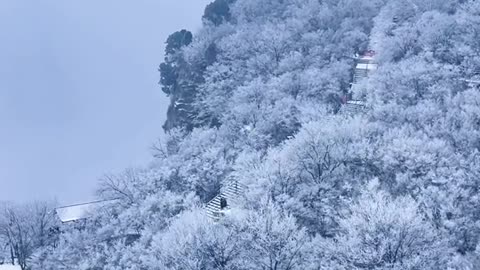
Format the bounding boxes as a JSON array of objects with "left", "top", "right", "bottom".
[
  {"left": 55, "top": 200, "right": 115, "bottom": 223},
  {"left": 54, "top": 200, "right": 140, "bottom": 246}
]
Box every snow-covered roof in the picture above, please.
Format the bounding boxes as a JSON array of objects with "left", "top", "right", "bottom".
[{"left": 55, "top": 200, "right": 114, "bottom": 223}]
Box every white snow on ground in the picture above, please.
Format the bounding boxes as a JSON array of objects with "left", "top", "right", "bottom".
[{"left": 0, "top": 265, "right": 21, "bottom": 270}]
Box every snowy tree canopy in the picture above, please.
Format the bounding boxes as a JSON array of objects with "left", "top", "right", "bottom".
[{"left": 24, "top": 0, "right": 480, "bottom": 269}]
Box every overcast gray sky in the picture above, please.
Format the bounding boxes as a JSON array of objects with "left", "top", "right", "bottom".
[{"left": 0, "top": 0, "right": 211, "bottom": 204}]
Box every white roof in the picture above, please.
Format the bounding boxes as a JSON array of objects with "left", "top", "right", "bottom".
[{"left": 55, "top": 200, "right": 114, "bottom": 223}]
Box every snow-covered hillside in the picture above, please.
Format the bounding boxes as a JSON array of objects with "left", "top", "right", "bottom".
[{"left": 3, "top": 0, "right": 480, "bottom": 269}]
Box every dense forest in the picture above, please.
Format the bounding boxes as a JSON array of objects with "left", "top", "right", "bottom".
[{"left": 3, "top": 0, "right": 480, "bottom": 269}]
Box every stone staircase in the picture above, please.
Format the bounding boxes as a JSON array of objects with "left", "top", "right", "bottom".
[
  {"left": 352, "top": 54, "right": 377, "bottom": 84},
  {"left": 205, "top": 180, "right": 246, "bottom": 220},
  {"left": 353, "top": 68, "right": 369, "bottom": 83},
  {"left": 341, "top": 100, "right": 366, "bottom": 115},
  {"left": 341, "top": 51, "right": 377, "bottom": 115}
]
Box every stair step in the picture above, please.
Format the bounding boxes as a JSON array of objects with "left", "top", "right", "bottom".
[
  {"left": 209, "top": 200, "right": 221, "bottom": 205},
  {"left": 207, "top": 204, "right": 220, "bottom": 209},
  {"left": 222, "top": 191, "right": 238, "bottom": 197},
  {"left": 209, "top": 202, "right": 220, "bottom": 207},
  {"left": 222, "top": 189, "right": 240, "bottom": 194},
  {"left": 225, "top": 186, "right": 243, "bottom": 191},
  {"left": 207, "top": 202, "right": 221, "bottom": 207},
  {"left": 205, "top": 180, "right": 246, "bottom": 220}
]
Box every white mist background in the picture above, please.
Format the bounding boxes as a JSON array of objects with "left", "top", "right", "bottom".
[{"left": 0, "top": 0, "right": 211, "bottom": 204}]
